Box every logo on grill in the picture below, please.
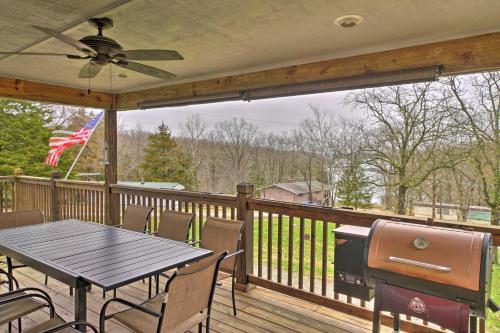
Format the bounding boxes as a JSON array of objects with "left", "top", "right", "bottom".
[
  {"left": 413, "top": 237, "right": 429, "bottom": 250},
  {"left": 335, "top": 239, "right": 348, "bottom": 246},
  {"left": 408, "top": 297, "right": 427, "bottom": 315}
]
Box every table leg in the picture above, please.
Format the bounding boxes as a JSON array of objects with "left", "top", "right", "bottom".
[{"left": 75, "top": 282, "right": 87, "bottom": 332}]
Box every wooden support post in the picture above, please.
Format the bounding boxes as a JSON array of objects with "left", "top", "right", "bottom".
[
  {"left": 104, "top": 107, "right": 118, "bottom": 225},
  {"left": 49, "top": 170, "right": 60, "bottom": 221},
  {"left": 236, "top": 182, "right": 254, "bottom": 288}
]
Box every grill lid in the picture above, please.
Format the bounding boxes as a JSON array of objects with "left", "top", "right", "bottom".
[{"left": 366, "top": 220, "right": 484, "bottom": 291}]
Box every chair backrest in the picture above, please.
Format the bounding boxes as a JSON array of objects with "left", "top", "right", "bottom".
[
  {"left": 157, "top": 210, "right": 195, "bottom": 242},
  {"left": 200, "top": 217, "right": 244, "bottom": 271},
  {"left": 0, "top": 209, "right": 43, "bottom": 229},
  {"left": 160, "top": 252, "right": 226, "bottom": 333},
  {"left": 122, "top": 205, "right": 152, "bottom": 233}
]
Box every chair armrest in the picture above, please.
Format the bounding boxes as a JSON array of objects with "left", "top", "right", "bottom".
[
  {"left": 0, "top": 292, "right": 55, "bottom": 316},
  {"left": 0, "top": 268, "right": 19, "bottom": 290},
  {"left": 224, "top": 249, "right": 244, "bottom": 260},
  {"left": 39, "top": 320, "right": 99, "bottom": 333},
  {"left": 101, "top": 297, "right": 163, "bottom": 320},
  {"left": 1, "top": 287, "right": 53, "bottom": 303}
]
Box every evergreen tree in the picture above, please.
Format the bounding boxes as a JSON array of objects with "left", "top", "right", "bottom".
[
  {"left": 336, "top": 161, "right": 373, "bottom": 209},
  {"left": 141, "top": 122, "right": 192, "bottom": 188},
  {"left": 0, "top": 99, "right": 75, "bottom": 176}
]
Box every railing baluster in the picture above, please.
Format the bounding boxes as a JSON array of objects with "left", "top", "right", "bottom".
[
  {"left": 258, "top": 211, "right": 263, "bottom": 278},
  {"left": 191, "top": 202, "right": 196, "bottom": 241},
  {"left": 287, "top": 216, "right": 294, "bottom": 286},
  {"left": 277, "top": 214, "right": 283, "bottom": 283},
  {"left": 267, "top": 212, "right": 273, "bottom": 280},
  {"left": 198, "top": 203, "right": 203, "bottom": 240},
  {"left": 153, "top": 197, "right": 158, "bottom": 232},
  {"left": 310, "top": 219, "right": 316, "bottom": 293},
  {"left": 299, "top": 217, "right": 305, "bottom": 290},
  {"left": 321, "top": 220, "right": 328, "bottom": 296}
]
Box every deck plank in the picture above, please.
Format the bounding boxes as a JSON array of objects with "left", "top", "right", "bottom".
[{"left": 2, "top": 266, "right": 386, "bottom": 333}]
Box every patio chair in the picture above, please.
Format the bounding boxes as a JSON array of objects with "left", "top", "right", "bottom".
[
  {"left": 198, "top": 217, "right": 244, "bottom": 316},
  {"left": 100, "top": 251, "right": 227, "bottom": 333},
  {"left": 0, "top": 280, "right": 98, "bottom": 333},
  {"left": 149, "top": 210, "right": 195, "bottom": 297},
  {"left": 103, "top": 204, "right": 153, "bottom": 298},
  {"left": 117, "top": 204, "right": 153, "bottom": 233},
  {"left": 155, "top": 210, "right": 195, "bottom": 242},
  {"left": 0, "top": 268, "right": 53, "bottom": 333},
  {"left": 0, "top": 210, "right": 43, "bottom": 278}
]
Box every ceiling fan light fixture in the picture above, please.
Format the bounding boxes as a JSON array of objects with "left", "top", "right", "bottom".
[{"left": 334, "top": 15, "right": 363, "bottom": 28}]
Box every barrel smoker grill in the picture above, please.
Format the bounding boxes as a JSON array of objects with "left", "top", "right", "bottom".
[{"left": 363, "top": 219, "right": 498, "bottom": 320}]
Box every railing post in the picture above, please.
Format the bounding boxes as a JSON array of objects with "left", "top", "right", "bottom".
[
  {"left": 49, "top": 170, "right": 60, "bottom": 221},
  {"left": 104, "top": 107, "right": 118, "bottom": 225},
  {"left": 13, "top": 168, "right": 23, "bottom": 211},
  {"left": 236, "top": 182, "right": 254, "bottom": 288}
]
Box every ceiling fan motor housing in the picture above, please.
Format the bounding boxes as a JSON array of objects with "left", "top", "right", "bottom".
[{"left": 79, "top": 35, "right": 123, "bottom": 57}]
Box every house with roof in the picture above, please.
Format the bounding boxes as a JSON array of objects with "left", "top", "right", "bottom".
[{"left": 258, "top": 180, "right": 325, "bottom": 204}]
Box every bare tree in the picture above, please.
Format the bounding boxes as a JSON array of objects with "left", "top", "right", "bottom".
[
  {"left": 446, "top": 72, "right": 500, "bottom": 225},
  {"left": 179, "top": 114, "right": 207, "bottom": 189},
  {"left": 118, "top": 122, "right": 149, "bottom": 180},
  {"left": 291, "top": 128, "right": 319, "bottom": 202},
  {"left": 212, "top": 118, "right": 259, "bottom": 190},
  {"left": 347, "top": 83, "right": 454, "bottom": 214}
]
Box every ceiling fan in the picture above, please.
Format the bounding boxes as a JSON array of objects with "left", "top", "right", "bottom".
[{"left": 0, "top": 17, "right": 183, "bottom": 80}]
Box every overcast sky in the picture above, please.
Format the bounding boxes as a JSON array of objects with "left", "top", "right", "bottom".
[{"left": 117, "top": 90, "right": 366, "bottom": 135}]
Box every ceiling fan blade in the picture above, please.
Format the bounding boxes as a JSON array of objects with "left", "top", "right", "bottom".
[
  {"left": 0, "top": 52, "right": 83, "bottom": 57},
  {"left": 115, "top": 61, "right": 176, "bottom": 80},
  {"left": 121, "top": 49, "right": 184, "bottom": 61},
  {"left": 32, "top": 25, "right": 97, "bottom": 56},
  {"left": 79, "top": 63, "right": 102, "bottom": 78}
]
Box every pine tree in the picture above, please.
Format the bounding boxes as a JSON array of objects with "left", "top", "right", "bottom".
[
  {"left": 336, "top": 161, "right": 373, "bottom": 209},
  {"left": 0, "top": 98, "right": 76, "bottom": 176},
  {"left": 141, "top": 122, "right": 192, "bottom": 188}
]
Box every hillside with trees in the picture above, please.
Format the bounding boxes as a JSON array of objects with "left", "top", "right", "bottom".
[{"left": 1, "top": 71, "right": 499, "bottom": 226}]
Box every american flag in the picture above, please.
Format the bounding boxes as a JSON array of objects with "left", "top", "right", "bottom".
[{"left": 45, "top": 112, "right": 103, "bottom": 166}]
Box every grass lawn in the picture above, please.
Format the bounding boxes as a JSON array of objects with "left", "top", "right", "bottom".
[
  {"left": 252, "top": 215, "right": 336, "bottom": 283},
  {"left": 488, "top": 254, "right": 500, "bottom": 331},
  {"left": 250, "top": 215, "right": 500, "bottom": 330}
]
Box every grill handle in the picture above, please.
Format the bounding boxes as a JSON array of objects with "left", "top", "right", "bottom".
[{"left": 388, "top": 256, "right": 451, "bottom": 272}]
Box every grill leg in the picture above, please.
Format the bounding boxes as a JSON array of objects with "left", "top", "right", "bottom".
[
  {"left": 470, "top": 316, "right": 477, "bottom": 333},
  {"left": 393, "top": 312, "right": 400, "bottom": 332},
  {"left": 372, "top": 284, "right": 381, "bottom": 333}
]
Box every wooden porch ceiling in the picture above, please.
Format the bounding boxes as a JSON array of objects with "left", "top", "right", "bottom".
[
  {"left": 1, "top": 0, "right": 500, "bottom": 109},
  {"left": 1, "top": 30, "right": 500, "bottom": 110}
]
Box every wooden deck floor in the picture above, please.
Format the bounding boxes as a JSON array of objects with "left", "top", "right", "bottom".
[{"left": 2, "top": 266, "right": 391, "bottom": 333}]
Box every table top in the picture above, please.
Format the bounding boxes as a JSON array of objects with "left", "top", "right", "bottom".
[{"left": 0, "top": 220, "right": 212, "bottom": 290}]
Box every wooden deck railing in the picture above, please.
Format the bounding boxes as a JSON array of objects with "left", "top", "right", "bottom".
[
  {"left": 4, "top": 175, "right": 500, "bottom": 332},
  {"left": 0, "top": 176, "right": 15, "bottom": 213}
]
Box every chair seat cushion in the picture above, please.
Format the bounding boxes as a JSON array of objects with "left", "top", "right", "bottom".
[
  {"left": 23, "top": 317, "right": 77, "bottom": 333},
  {"left": 0, "top": 293, "right": 46, "bottom": 325},
  {"left": 113, "top": 294, "right": 208, "bottom": 333}
]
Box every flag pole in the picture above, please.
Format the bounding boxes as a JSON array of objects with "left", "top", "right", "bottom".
[{"left": 64, "top": 115, "right": 103, "bottom": 180}]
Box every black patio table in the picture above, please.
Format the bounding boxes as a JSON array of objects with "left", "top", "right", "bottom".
[{"left": 0, "top": 219, "right": 212, "bottom": 330}]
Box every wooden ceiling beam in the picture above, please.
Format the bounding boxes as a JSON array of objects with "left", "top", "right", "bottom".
[
  {"left": 116, "top": 31, "right": 500, "bottom": 110},
  {"left": 0, "top": 76, "right": 113, "bottom": 109}
]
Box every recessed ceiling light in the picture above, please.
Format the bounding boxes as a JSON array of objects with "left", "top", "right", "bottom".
[
  {"left": 335, "top": 15, "right": 364, "bottom": 28},
  {"left": 118, "top": 72, "right": 128, "bottom": 78}
]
